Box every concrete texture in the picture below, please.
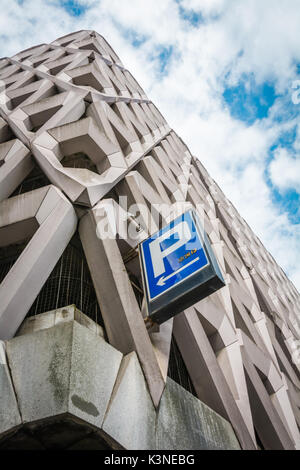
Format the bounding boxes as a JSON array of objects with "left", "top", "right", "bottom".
[
  {"left": 0, "top": 311, "right": 241, "bottom": 450},
  {"left": 157, "top": 377, "right": 240, "bottom": 450},
  {"left": 79, "top": 204, "right": 165, "bottom": 408},
  {"left": 0, "top": 341, "right": 22, "bottom": 436},
  {"left": 6, "top": 320, "right": 122, "bottom": 428},
  {"left": 69, "top": 321, "right": 122, "bottom": 427},
  {"left": 0, "top": 29, "right": 299, "bottom": 450},
  {"left": 0, "top": 186, "right": 77, "bottom": 340},
  {"left": 16, "top": 305, "right": 104, "bottom": 338},
  {"left": 102, "top": 352, "right": 157, "bottom": 450}
]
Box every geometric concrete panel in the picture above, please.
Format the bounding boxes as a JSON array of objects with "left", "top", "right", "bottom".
[
  {"left": 0, "top": 117, "right": 33, "bottom": 201},
  {"left": 0, "top": 138, "right": 33, "bottom": 202},
  {"left": 0, "top": 311, "right": 243, "bottom": 450},
  {"left": 7, "top": 88, "right": 88, "bottom": 147},
  {"left": 173, "top": 309, "right": 257, "bottom": 450},
  {"left": 32, "top": 100, "right": 170, "bottom": 208},
  {"left": 0, "top": 186, "right": 77, "bottom": 340},
  {"left": 102, "top": 352, "right": 157, "bottom": 450},
  {"left": 156, "top": 378, "right": 240, "bottom": 450},
  {"left": 16, "top": 304, "right": 105, "bottom": 338},
  {"left": 0, "top": 78, "right": 57, "bottom": 117},
  {"left": 0, "top": 341, "right": 22, "bottom": 437},
  {"left": 56, "top": 31, "right": 124, "bottom": 68},
  {"left": 5, "top": 321, "right": 122, "bottom": 428},
  {"left": 63, "top": 58, "right": 148, "bottom": 102},
  {"left": 0, "top": 29, "right": 299, "bottom": 450},
  {"left": 241, "top": 346, "right": 295, "bottom": 450},
  {"left": 69, "top": 322, "right": 122, "bottom": 428},
  {"left": 79, "top": 203, "right": 165, "bottom": 407},
  {"left": 6, "top": 322, "right": 74, "bottom": 424}
]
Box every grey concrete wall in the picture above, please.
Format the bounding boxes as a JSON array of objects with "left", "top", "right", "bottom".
[
  {"left": 0, "top": 311, "right": 240, "bottom": 450},
  {"left": 0, "top": 341, "right": 22, "bottom": 436},
  {"left": 0, "top": 30, "right": 299, "bottom": 450}
]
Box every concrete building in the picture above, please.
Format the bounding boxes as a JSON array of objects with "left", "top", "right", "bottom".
[{"left": 0, "top": 30, "right": 299, "bottom": 450}]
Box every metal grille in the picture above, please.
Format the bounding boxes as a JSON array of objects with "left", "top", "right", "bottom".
[
  {"left": 0, "top": 234, "right": 104, "bottom": 328},
  {"left": 27, "top": 236, "right": 104, "bottom": 327},
  {"left": 168, "top": 336, "right": 197, "bottom": 398},
  {"left": 9, "top": 165, "right": 51, "bottom": 197},
  {"left": 0, "top": 244, "right": 26, "bottom": 284}
]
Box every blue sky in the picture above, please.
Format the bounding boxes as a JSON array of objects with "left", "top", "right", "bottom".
[
  {"left": 59, "top": 1, "right": 87, "bottom": 16},
  {"left": 0, "top": 0, "right": 299, "bottom": 288}
]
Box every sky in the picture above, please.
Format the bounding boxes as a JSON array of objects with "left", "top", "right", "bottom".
[{"left": 1, "top": 0, "right": 300, "bottom": 289}]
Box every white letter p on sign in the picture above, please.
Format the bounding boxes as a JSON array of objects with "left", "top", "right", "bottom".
[{"left": 149, "top": 221, "right": 191, "bottom": 278}]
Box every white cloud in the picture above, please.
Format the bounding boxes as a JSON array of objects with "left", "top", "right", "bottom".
[
  {"left": 0, "top": 0, "right": 299, "bottom": 289},
  {"left": 270, "top": 148, "right": 300, "bottom": 193}
]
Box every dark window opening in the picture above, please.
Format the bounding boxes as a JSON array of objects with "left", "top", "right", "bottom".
[
  {"left": 27, "top": 233, "right": 105, "bottom": 331},
  {"left": 254, "top": 428, "right": 265, "bottom": 450},
  {"left": 0, "top": 242, "right": 28, "bottom": 284},
  {"left": 9, "top": 165, "right": 51, "bottom": 198},
  {"left": 61, "top": 152, "right": 98, "bottom": 173},
  {"left": 168, "top": 336, "right": 197, "bottom": 398},
  {"left": 127, "top": 270, "right": 144, "bottom": 310},
  {"left": 0, "top": 232, "right": 105, "bottom": 333}
]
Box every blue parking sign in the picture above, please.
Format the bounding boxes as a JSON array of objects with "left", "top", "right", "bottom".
[{"left": 139, "top": 210, "right": 225, "bottom": 325}]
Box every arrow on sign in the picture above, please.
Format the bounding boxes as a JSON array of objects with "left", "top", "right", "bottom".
[{"left": 157, "top": 257, "right": 200, "bottom": 287}]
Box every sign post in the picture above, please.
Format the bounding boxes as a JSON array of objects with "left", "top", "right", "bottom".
[{"left": 139, "top": 210, "right": 225, "bottom": 325}]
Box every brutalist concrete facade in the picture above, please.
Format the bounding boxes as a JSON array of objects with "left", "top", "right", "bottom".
[{"left": 0, "top": 30, "right": 299, "bottom": 450}]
